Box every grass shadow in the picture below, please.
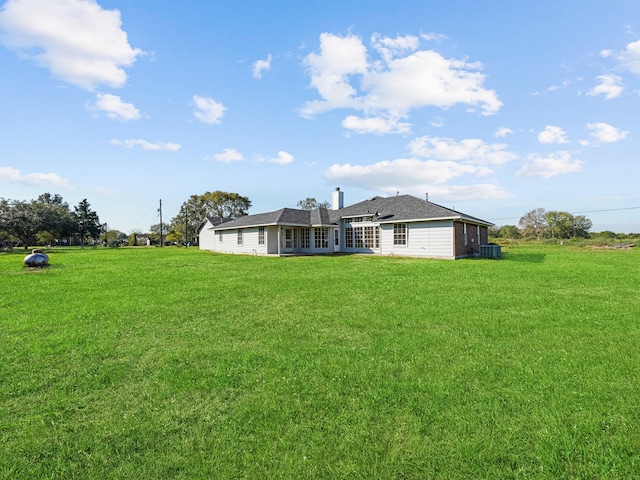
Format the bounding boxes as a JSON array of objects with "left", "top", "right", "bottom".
[{"left": 501, "top": 251, "right": 546, "bottom": 263}]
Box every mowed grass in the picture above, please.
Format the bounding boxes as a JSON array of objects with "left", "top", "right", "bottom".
[{"left": 1, "top": 245, "right": 639, "bottom": 479}]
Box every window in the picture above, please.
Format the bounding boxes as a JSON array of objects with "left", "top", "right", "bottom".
[
  {"left": 393, "top": 223, "right": 407, "bottom": 245},
  {"left": 219, "top": 232, "right": 223, "bottom": 243},
  {"left": 354, "top": 227, "right": 364, "bottom": 248},
  {"left": 315, "top": 228, "right": 329, "bottom": 249},
  {"left": 345, "top": 227, "right": 353, "bottom": 248},
  {"left": 364, "top": 226, "right": 375, "bottom": 248},
  {"left": 464, "top": 223, "right": 468, "bottom": 246},
  {"left": 258, "top": 227, "right": 265, "bottom": 245},
  {"left": 237, "top": 229, "right": 243, "bottom": 245},
  {"left": 334, "top": 229, "right": 339, "bottom": 246},
  {"left": 375, "top": 227, "right": 380, "bottom": 248},
  {"left": 301, "top": 228, "right": 310, "bottom": 249}
]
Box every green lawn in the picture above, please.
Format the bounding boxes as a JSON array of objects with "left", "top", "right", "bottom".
[{"left": 1, "top": 245, "right": 639, "bottom": 479}]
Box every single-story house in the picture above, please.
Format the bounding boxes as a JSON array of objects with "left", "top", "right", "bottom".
[{"left": 198, "top": 188, "right": 493, "bottom": 259}]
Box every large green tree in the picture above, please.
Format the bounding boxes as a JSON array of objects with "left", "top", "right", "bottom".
[
  {"left": 545, "top": 210, "right": 573, "bottom": 239},
  {"left": 519, "top": 208, "right": 548, "bottom": 239},
  {"left": 545, "top": 211, "right": 592, "bottom": 239},
  {"left": 296, "top": 197, "right": 330, "bottom": 210},
  {"left": 0, "top": 199, "right": 39, "bottom": 247},
  {"left": 74, "top": 199, "right": 102, "bottom": 246},
  {"left": 35, "top": 193, "right": 76, "bottom": 245},
  {"left": 571, "top": 215, "right": 592, "bottom": 238},
  {"left": 170, "top": 191, "right": 251, "bottom": 244}
]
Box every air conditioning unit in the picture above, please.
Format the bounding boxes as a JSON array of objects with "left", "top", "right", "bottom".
[{"left": 479, "top": 244, "right": 501, "bottom": 258}]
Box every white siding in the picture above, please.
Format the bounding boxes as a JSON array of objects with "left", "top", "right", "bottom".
[
  {"left": 198, "top": 220, "right": 217, "bottom": 251},
  {"left": 380, "top": 221, "right": 454, "bottom": 258},
  {"left": 202, "top": 227, "right": 270, "bottom": 255}
]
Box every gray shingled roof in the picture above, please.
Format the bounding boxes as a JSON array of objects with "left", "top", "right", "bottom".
[
  {"left": 309, "top": 207, "right": 333, "bottom": 226},
  {"left": 213, "top": 208, "right": 312, "bottom": 231},
  {"left": 327, "top": 195, "right": 492, "bottom": 225},
  {"left": 210, "top": 195, "right": 492, "bottom": 231}
]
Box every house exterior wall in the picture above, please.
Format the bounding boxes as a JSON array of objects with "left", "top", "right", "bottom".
[
  {"left": 277, "top": 227, "right": 333, "bottom": 254},
  {"left": 379, "top": 220, "right": 454, "bottom": 258},
  {"left": 198, "top": 220, "right": 217, "bottom": 251},
  {"left": 199, "top": 218, "right": 490, "bottom": 259},
  {"left": 453, "top": 221, "right": 485, "bottom": 258},
  {"left": 206, "top": 227, "right": 270, "bottom": 255},
  {"left": 340, "top": 219, "right": 380, "bottom": 254}
]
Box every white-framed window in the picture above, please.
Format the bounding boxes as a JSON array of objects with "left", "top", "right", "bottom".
[
  {"left": 464, "top": 223, "right": 468, "bottom": 246},
  {"left": 237, "top": 229, "right": 243, "bottom": 245},
  {"left": 301, "top": 228, "right": 310, "bottom": 249},
  {"left": 393, "top": 223, "right": 407, "bottom": 245},
  {"left": 258, "top": 227, "right": 265, "bottom": 245},
  {"left": 315, "top": 228, "right": 329, "bottom": 249},
  {"left": 364, "top": 226, "right": 375, "bottom": 248},
  {"left": 345, "top": 227, "right": 353, "bottom": 248},
  {"left": 354, "top": 227, "right": 364, "bottom": 248}
]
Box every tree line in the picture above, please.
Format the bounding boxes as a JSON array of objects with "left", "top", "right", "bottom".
[
  {"left": 1, "top": 190, "right": 334, "bottom": 248},
  {"left": 491, "top": 208, "right": 594, "bottom": 239},
  {"left": 0, "top": 193, "right": 102, "bottom": 248}
]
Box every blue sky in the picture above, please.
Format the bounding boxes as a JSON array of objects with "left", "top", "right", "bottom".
[{"left": 1, "top": 0, "right": 639, "bottom": 233}]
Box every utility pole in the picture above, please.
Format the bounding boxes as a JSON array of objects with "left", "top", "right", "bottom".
[{"left": 159, "top": 199, "right": 163, "bottom": 247}]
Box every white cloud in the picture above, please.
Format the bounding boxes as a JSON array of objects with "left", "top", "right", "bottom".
[
  {"left": 267, "top": 151, "right": 294, "bottom": 165},
  {"left": 546, "top": 79, "right": 570, "bottom": 92},
  {"left": 618, "top": 39, "right": 640, "bottom": 74},
  {"left": 111, "top": 139, "right": 181, "bottom": 151},
  {"left": 421, "top": 32, "right": 448, "bottom": 43},
  {"left": 324, "top": 158, "right": 509, "bottom": 200},
  {"left": 91, "top": 93, "right": 140, "bottom": 121},
  {"left": 193, "top": 95, "right": 226, "bottom": 124},
  {"left": 342, "top": 115, "right": 411, "bottom": 135},
  {"left": 256, "top": 151, "right": 295, "bottom": 165},
  {"left": 409, "top": 136, "right": 517, "bottom": 166},
  {"left": 0, "top": 166, "right": 72, "bottom": 188},
  {"left": 325, "top": 158, "right": 478, "bottom": 188},
  {"left": 516, "top": 151, "right": 583, "bottom": 178},
  {"left": 538, "top": 125, "right": 569, "bottom": 144},
  {"left": 300, "top": 32, "right": 501, "bottom": 126},
  {"left": 371, "top": 33, "right": 419, "bottom": 63},
  {"left": 212, "top": 148, "right": 244, "bottom": 163},
  {"left": 300, "top": 32, "right": 368, "bottom": 117},
  {"left": 585, "top": 122, "right": 628, "bottom": 144},
  {"left": 495, "top": 127, "right": 513, "bottom": 138},
  {"left": 252, "top": 54, "right": 272, "bottom": 79},
  {"left": 0, "top": 0, "right": 143, "bottom": 90},
  {"left": 587, "top": 74, "right": 623, "bottom": 100}
]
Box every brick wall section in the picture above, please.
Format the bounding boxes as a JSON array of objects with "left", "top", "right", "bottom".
[{"left": 454, "top": 222, "right": 488, "bottom": 258}]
